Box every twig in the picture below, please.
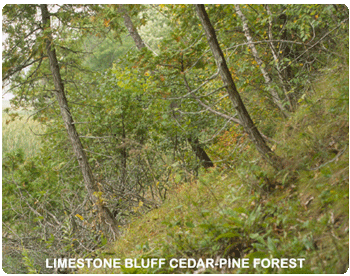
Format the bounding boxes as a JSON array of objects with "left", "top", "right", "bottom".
[{"left": 309, "top": 146, "right": 347, "bottom": 171}]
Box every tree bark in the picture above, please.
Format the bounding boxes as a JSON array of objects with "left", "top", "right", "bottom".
[
  {"left": 234, "top": 4, "right": 290, "bottom": 118},
  {"left": 120, "top": 115, "right": 127, "bottom": 188},
  {"left": 264, "top": 4, "right": 295, "bottom": 111},
  {"left": 188, "top": 137, "right": 214, "bottom": 169},
  {"left": 40, "top": 4, "right": 119, "bottom": 238},
  {"left": 117, "top": 5, "right": 146, "bottom": 50},
  {"left": 195, "top": 4, "right": 282, "bottom": 169}
]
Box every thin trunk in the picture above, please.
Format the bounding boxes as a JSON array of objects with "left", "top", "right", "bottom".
[
  {"left": 121, "top": 115, "right": 127, "bottom": 188},
  {"left": 195, "top": 4, "right": 283, "bottom": 169},
  {"left": 265, "top": 4, "right": 295, "bottom": 111},
  {"left": 117, "top": 5, "right": 146, "bottom": 50},
  {"left": 188, "top": 137, "right": 214, "bottom": 169},
  {"left": 234, "top": 4, "right": 290, "bottom": 118},
  {"left": 40, "top": 4, "right": 119, "bottom": 238}
]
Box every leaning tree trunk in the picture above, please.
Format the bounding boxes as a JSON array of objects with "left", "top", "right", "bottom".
[
  {"left": 40, "top": 4, "right": 119, "bottom": 238},
  {"left": 188, "top": 137, "right": 214, "bottom": 169},
  {"left": 234, "top": 4, "right": 290, "bottom": 118},
  {"left": 195, "top": 4, "right": 283, "bottom": 169},
  {"left": 117, "top": 5, "right": 146, "bottom": 50}
]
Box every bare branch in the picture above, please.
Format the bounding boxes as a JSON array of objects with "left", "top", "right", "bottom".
[{"left": 195, "top": 97, "right": 241, "bottom": 125}]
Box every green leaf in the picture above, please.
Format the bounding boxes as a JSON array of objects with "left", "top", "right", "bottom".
[
  {"left": 267, "top": 236, "right": 277, "bottom": 252},
  {"left": 101, "top": 236, "right": 107, "bottom": 246},
  {"left": 215, "top": 232, "right": 240, "bottom": 241},
  {"left": 33, "top": 216, "right": 44, "bottom": 222},
  {"left": 250, "top": 233, "right": 266, "bottom": 245}
]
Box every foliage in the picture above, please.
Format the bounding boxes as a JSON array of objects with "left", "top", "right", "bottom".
[
  {"left": 2, "top": 4, "right": 348, "bottom": 274},
  {"left": 88, "top": 64, "right": 349, "bottom": 274}
]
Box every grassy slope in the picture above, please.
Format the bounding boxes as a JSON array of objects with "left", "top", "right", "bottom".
[{"left": 85, "top": 65, "right": 349, "bottom": 274}]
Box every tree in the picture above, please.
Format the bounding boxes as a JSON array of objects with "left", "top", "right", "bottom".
[
  {"left": 40, "top": 4, "right": 119, "bottom": 237},
  {"left": 118, "top": 4, "right": 214, "bottom": 169},
  {"left": 195, "top": 4, "right": 282, "bottom": 169},
  {"left": 234, "top": 4, "right": 290, "bottom": 117},
  {"left": 3, "top": 4, "right": 120, "bottom": 240}
]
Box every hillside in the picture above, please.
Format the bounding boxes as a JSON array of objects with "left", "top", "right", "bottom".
[{"left": 84, "top": 65, "right": 349, "bottom": 274}]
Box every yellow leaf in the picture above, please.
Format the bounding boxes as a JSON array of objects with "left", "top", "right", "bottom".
[
  {"left": 75, "top": 214, "right": 84, "bottom": 221},
  {"left": 104, "top": 19, "right": 110, "bottom": 27}
]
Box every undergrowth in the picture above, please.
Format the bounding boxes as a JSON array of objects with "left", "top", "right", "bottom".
[{"left": 84, "top": 64, "right": 348, "bottom": 273}]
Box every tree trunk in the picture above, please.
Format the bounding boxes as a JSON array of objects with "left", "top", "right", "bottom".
[
  {"left": 40, "top": 4, "right": 119, "bottom": 238},
  {"left": 117, "top": 5, "right": 146, "bottom": 50},
  {"left": 195, "top": 4, "right": 282, "bottom": 169},
  {"left": 234, "top": 4, "right": 290, "bottom": 118},
  {"left": 120, "top": 115, "right": 127, "bottom": 188},
  {"left": 265, "top": 4, "right": 295, "bottom": 111},
  {"left": 188, "top": 137, "right": 214, "bottom": 169}
]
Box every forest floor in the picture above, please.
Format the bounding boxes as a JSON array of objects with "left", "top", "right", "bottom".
[{"left": 83, "top": 64, "right": 348, "bottom": 274}]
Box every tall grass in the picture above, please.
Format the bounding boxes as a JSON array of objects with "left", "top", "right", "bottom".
[{"left": 2, "top": 113, "right": 42, "bottom": 158}]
